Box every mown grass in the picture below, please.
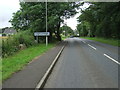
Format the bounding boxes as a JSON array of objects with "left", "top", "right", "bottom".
[
  {"left": 2, "top": 43, "right": 55, "bottom": 81},
  {"left": 80, "top": 37, "right": 119, "bottom": 47},
  {"left": 61, "top": 36, "right": 68, "bottom": 40}
]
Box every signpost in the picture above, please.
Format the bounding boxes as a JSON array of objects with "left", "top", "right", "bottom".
[
  {"left": 34, "top": 32, "right": 50, "bottom": 46},
  {"left": 34, "top": 32, "right": 50, "bottom": 36},
  {"left": 34, "top": 0, "right": 49, "bottom": 46}
]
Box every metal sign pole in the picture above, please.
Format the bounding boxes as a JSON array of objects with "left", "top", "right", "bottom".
[
  {"left": 46, "top": 0, "right": 48, "bottom": 46},
  {"left": 37, "top": 36, "right": 39, "bottom": 43}
]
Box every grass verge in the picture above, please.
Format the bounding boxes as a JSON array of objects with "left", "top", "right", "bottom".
[
  {"left": 80, "top": 37, "right": 119, "bottom": 47},
  {"left": 2, "top": 43, "right": 55, "bottom": 82},
  {"left": 61, "top": 36, "right": 68, "bottom": 40}
]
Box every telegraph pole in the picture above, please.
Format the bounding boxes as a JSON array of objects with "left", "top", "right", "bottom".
[{"left": 46, "top": 0, "right": 48, "bottom": 46}]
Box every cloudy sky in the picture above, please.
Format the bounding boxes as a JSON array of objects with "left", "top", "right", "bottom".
[
  {"left": 0, "top": 1, "right": 89, "bottom": 30},
  {"left": 0, "top": 0, "right": 20, "bottom": 28},
  {"left": 64, "top": 3, "right": 90, "bottom": 30}
]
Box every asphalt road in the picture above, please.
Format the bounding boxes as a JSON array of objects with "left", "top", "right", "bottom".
[{"left": 44, "top": 38, "right": 119, "bottom": 88}]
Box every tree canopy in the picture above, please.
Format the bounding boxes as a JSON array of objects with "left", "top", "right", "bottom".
[
  {"left": 60, "top": 25, "right": 74, "bottom": 36},
  {"left": 77, "top": 2, "right": 120, "bottom": 39},
  {"left": 10, "top": 2, "right": 80, "bottom": 41}
]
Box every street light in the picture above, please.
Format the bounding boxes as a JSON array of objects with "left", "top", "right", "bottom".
[{"left": 46, "top": 0, "right": 48, "bottom": 46}]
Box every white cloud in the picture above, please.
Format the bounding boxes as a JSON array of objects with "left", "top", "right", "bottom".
[
  {"left": 64, "top": 12, "right": 81, "bottom": 30},
  {"left": 0, "top": 0, "right": 20, "bottom": 28},
  {"left": 64, "top": 3, "right": 90, "bottom": 30}
]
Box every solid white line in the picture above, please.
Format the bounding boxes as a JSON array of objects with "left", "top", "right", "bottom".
[
  {"left": 88, "top": 44, "right": 97, "bottom": 50},
  {"left": 35, "top": 45, "right": 65, "bottom": 89},
  {"left": 104, "top": 54, "right": 120, "bottom": 65}
]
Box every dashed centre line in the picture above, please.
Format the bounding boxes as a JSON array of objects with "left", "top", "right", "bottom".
[
  {"left": 82, "top": 41, "right": 86, "bottom": 44},
  {"left": 82, "top": 40, "right": 119, "bottom": 65},
  {"left": 88, "top": 44, "right": 97, "bottom": 50},
  {"left": 103, "top": 54, "right": 120, "bottom": 65}
]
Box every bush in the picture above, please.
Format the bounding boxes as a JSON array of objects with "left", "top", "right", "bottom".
[
  {"left": 15, "top": 31, "right": 35, "bottom": 47},
  {"left": 2, "top": 31, "right": 36, "bottom": 57},
  {"left": 2, "top": 33, "right": 6, "bottom": 36}
]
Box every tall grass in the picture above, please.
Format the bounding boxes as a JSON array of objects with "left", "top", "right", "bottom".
[{"left": 2, "top": 31, "right": 36, "bottom": 57}]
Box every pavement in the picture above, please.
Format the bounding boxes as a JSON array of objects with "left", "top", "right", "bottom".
[
  {"left": 2, "top": 41, "right": 66, "bottom": 89},
  {"left": 44, "top": 38, "right": 119, "bottom": 88}
]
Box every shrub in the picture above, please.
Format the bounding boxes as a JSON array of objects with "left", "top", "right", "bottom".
[
  {"left": 2, "top": 37, "right": 19, "bottom": 57},
  {"left": 2, "top": 31, "right": 36, "bottom": 57},
  {"left": 14, "top": 31, "right": 35, "bottom": 47}
]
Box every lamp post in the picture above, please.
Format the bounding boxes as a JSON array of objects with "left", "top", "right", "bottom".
[{"left": 46, "top": 0, "right": 48, "bottom": 46}]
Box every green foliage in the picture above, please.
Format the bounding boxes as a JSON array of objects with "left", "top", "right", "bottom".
[
  {"left": 10, "top": 2, "right": 80, "bottom": 41},
  {"left": 77, "top": 21, "right": 90, "bottom": 37},
  {"left": 77, "top": 2, "right": 120, "bottom": 39},
  {"left": 47, "top": 2, "right": 80, "bottom": 41},
  {"left": 2, "top": 37, "right": 19, "bottom": 57},
  {"left": 16, "top": 31, "right": 35, "bottom": 47},
  {"left": 2, "top": 43, "right": 55, "bottom": 81},
  {"left": 81, "top": 37, "right": 119, "bottom": 47},
  {"left": 60, "top": 25, "right": 74, "bottom": 36},
  {"left": 2, "top": 31, "right": 35, "bottom": 57},
  {"left": 10, "top": 2, "right": 46, "bottom": 32}
]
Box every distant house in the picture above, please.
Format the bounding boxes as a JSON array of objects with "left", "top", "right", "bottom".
[{"left": 3, "top": 28, "right": 17, "bottom": 36}]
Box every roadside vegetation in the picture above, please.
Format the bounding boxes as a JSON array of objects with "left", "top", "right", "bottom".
[
  {"left": 2, "top": 31, "right": 36, "bottom": 57},
  {"left": 80, "top": 37, "right": 119, "bottom": 47},
  {"left": 61, "top": 36, "right": 67, "bottom": 40},
  {"left": 60, "top": 25, "right": 74, "bottom": 40},
  {"left": 2, "top": 2, "right": 79, "bottom": 82},
  {"left": 2, "top": 43, "right": 55, "bottom": 81},
  {"left": 10, "top": 2, "right": 80, "bottom": 41},
  {"left": 77, "top": 2, "right": 120, "bottom": 46}
]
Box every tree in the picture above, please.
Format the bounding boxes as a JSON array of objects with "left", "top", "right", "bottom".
[
  {"left": 10, "top": 2, "right": 46, "bottom": 32},
  {"left": 10, "top": 2, "right": 80, "bottom": 41},
  {"left": 47, "top": 2, "right": 80, "bottom": 41},
  {"left": 60, "top": 25, "right": 74, "bottom": 36},
  {"left": 77, "top": 2, "right": 120, "bottom": 39}
]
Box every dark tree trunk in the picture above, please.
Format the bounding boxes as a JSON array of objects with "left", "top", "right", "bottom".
[
  {"left": 56, "top": 21, "right": 61, "bottom": 41},
  {"left": 56, "top": 29, "right": 61, "bottom": 41},
  {"left": 48, "top": 29, "right": 53, "bottom": 42}
]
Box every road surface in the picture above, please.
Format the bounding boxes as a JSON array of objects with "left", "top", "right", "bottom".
[{"left": 44, "top": 38, "right": 119, "bottom": 88}]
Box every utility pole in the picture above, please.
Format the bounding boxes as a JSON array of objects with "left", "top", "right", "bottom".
[{"left": 46, "top": 0, "right": 48, "bottom": 46}]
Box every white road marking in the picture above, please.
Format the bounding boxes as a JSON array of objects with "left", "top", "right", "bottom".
[
  {"left": 35, "top": 45, "right": 65, "bottom": 89},
  {"left": 82, "top": 40, "right": 119, "bottom": 65},
  {"left": 82, "top": 41, "right": 86, "bottom": 44},
  {"left": 88, "top": 44, "right": 97, "bottom": 50},
  {"left": 104, "top": 54, "right": 120, "bottom": 65}
]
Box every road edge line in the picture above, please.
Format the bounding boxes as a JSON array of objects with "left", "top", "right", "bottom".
[{"left": 35, "top": 42, "right": 66, "bottom": 90}]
